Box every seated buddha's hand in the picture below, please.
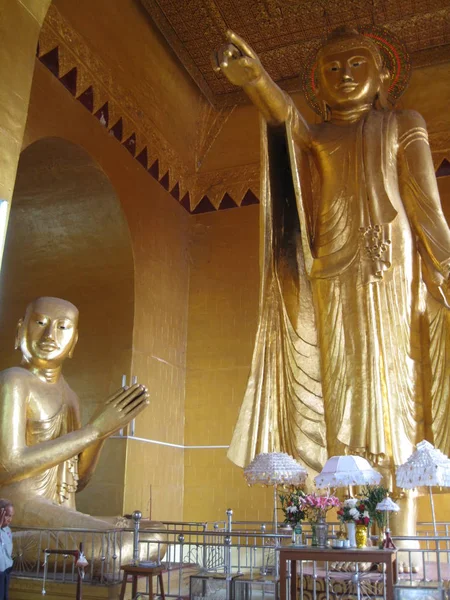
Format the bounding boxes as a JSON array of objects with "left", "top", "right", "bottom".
[
  {"left": 212, "top": 30, "right": 263, "bottom": 87},
  {"left": 88, "top": 383, "right": 149, "bottom": 439}
]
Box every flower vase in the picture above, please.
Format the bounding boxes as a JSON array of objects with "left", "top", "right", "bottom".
[
  {"left": 310, "top": 518, "right": 328, "bottom": 547},
  {"left": 355, "top": 524, "right": 368, "bottom": 548},
  {"left": 346, "top": 521, "right": 357, "bottom": 548}
]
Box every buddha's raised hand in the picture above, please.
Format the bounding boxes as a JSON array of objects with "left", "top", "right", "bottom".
[
  {"left": 212, "top": 31, "right": 263, "bottom": 87},
  {"left": 88, "top": 383, "right": 149, "bottom": 439}
]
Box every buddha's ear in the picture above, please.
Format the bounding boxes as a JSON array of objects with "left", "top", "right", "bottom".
[
  {"left": 68, "top": 331, "right": 78, "bottom": 359},
  {"left": 14, "top": 318, "right": 24, "bottom": 351},
  {"left": 380, "top": 66, "right": 390, "bottom": 84},
  {"left": 320, "top": 100, "right": 331, "bottom": 122},
  {"left": 375, "top": 67, "right": 391, "bottom": 110}
]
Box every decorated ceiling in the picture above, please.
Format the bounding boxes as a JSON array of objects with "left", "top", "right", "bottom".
[{"left": 140, "top": 0, "right": 450, "bottom": 107}]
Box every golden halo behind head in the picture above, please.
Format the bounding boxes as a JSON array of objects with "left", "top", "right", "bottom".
[{"left": 302, "top": 25, "right": 411, "bottom": 117}]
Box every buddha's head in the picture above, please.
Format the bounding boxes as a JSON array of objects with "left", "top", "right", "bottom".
[
  {"left": 16, "top": 297, "right": 79, "bottom": 370},
  {"left": 315, "top": 27, "right": 390, "bottom": 116}
]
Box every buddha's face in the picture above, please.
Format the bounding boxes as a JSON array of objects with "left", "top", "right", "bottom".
[
  {"left": 317, "top": 45, "right": 382, "bottom": 112},
  {"left": 17, "top": 297, "right": 79, "bottom": 369}
]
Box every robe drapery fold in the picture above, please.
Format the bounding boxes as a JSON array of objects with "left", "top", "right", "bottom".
[
  {"left": 227, "top": 117, "right": 327, "bottom": 477},
  {"left": 26, "top": 402, "right": 79, "bottom": 508}
]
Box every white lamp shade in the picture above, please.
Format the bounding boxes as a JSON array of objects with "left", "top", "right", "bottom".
[
  {"left": 376, "top": 497, "right": 400, "bottom": 512},
  {"left": 315, "top": 455, "right": 382, "bottom": 488},
  {"left": 396, "top": 440, "right": 450, "bottom": 489},
  {"left": 243, "top": 452, "right": 308, "bottom": 486}
]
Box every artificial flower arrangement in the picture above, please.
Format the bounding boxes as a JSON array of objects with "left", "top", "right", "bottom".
[
  {"left": 300, "top": 493, "right": 340, "bottom": 523},
  {"left": 279, "top": 487, "right": 306, "bottom": 526},
  {"left": 337, "top": 486, "right": 389, "bottom": 528},
  {"left": 362, "top": 485, "right": 389, "bottom": 529},
  {"left": 337, "top": 497, "right": 371, "bottom": 526}
]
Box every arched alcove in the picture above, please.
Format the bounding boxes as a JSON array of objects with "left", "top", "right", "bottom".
[{"left": 0, "top": 137, "right": 135, "bottom": 515}]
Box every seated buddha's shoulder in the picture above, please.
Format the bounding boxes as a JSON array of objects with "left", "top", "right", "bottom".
[{"left": 0, "top": 367, "right": 34, "bottom": 391}]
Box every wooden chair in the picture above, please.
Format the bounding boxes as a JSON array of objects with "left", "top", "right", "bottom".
[{"left": 119, "top": 563, "right": 165, "bottom": 600}]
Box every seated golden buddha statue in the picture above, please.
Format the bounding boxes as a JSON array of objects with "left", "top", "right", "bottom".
[
  {"left": 214, "top": 27, "right": 450, "bottom": 532},
  {"left": 0, "top": 296, "right": 163, "bottom": 567}
]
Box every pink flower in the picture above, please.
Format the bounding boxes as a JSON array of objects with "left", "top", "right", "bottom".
[{"left": 299, "top": 493, "right": 340, "bottom": 521}]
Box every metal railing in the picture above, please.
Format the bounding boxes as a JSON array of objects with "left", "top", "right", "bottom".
[{"left": 11, "top": 515, "right": 450, "bottom": 599}]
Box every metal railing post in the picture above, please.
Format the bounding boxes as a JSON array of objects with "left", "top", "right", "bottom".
[
  {"left": 226, "top": 508, "right": 233, "bottom": 534},
  {"left": 225, "top": 509, "right": 233, "bottom": 600},
  {"left": 132, "top": 510, "right": 142, "bottom": 566}
]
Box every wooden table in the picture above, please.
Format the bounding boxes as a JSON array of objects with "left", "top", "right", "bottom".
[
  {"left": 278, "top": 546, "right": 397, "bottom": 600},
  {"left": 119, "top": 563, "right": 165, "bottom": 600}
]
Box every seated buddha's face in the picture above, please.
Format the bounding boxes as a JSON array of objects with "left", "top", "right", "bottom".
[
  {"left": 17, "top": 297, "right": 79, "bottom": 369},
  {"left": 317, "top": 44, "right": 383, "bottom": 113}
]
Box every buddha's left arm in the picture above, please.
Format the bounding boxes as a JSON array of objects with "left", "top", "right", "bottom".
[
  {"left": 397, "top": 110, "right": 450, "bottom": 304},
  {"left": 71, "top": 400, "right": 105, "bottom": 493}
]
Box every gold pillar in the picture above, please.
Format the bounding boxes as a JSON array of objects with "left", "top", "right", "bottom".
[{"left": 0, "top": 0, "right": 51, "bottom": 265}]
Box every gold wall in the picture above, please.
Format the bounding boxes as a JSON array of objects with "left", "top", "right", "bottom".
[{"left": 184, "top": 205, "right": 279, "bottom": 522}]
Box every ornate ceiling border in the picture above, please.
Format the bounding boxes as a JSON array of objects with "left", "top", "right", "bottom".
[{"left": 36, "top": 4, "right": 260, "bottom": 214}]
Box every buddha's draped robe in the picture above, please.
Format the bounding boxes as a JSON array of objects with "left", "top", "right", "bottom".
[
  {"left": 25, "top": 399, "right": 79, "bottom": 507},
  {"left": 228, "top": 107, "right": 450, "bottom": 479}
]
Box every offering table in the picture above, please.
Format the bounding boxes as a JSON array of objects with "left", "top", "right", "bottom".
[{"left": 278, "top": 546, "right": 397, "bottom": 600}]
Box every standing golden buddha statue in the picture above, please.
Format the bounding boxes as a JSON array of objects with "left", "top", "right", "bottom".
[{"left": 214, "top": 28, "right": 450, "bottom": 495}]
